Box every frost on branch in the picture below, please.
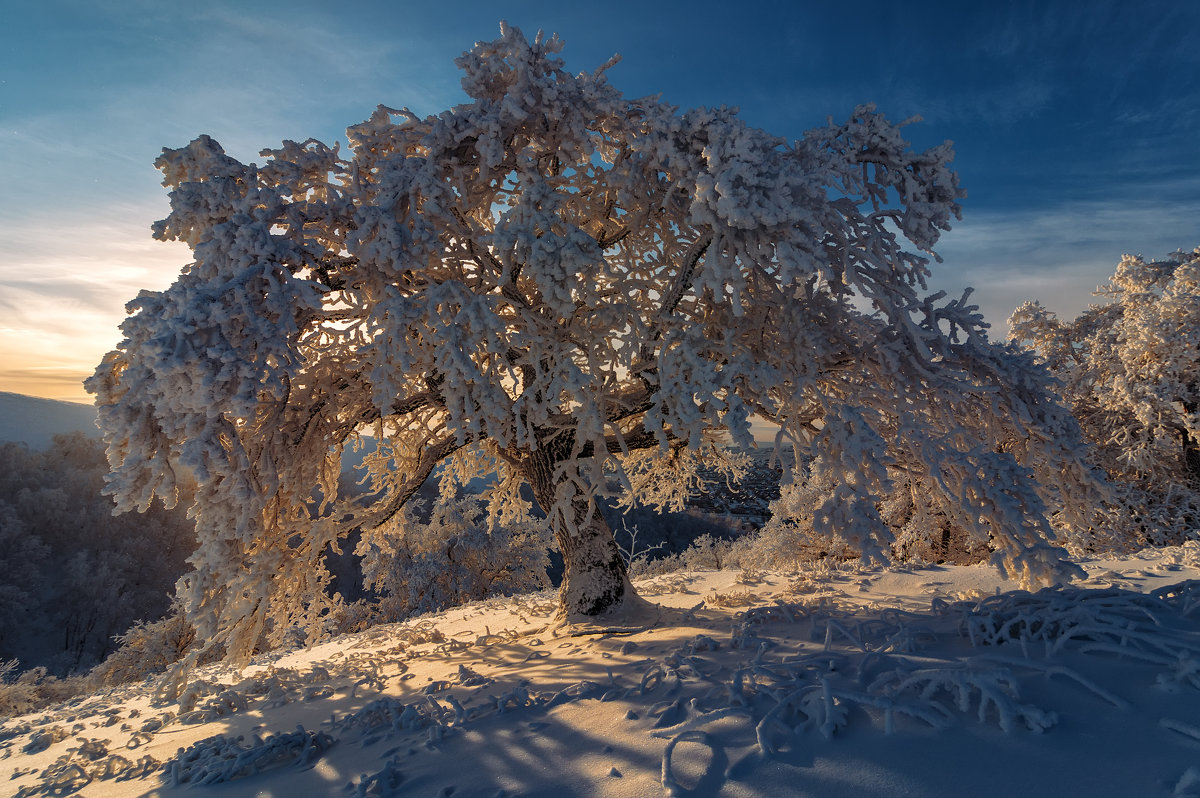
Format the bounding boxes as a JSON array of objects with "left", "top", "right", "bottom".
[
  {"left": 90, "top": 23, "right": 1097, "bottom": 673},
  {"left": 755, "top": 327, "right": 1108, "bottom": 578},
  {"left": 164, "top": 726, "right": 334, "bottom": 786}
]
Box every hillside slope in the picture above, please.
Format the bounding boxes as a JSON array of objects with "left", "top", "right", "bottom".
[
  {"left": 0, "top": 392, "right": 97, "bottom": 449},
  {"left": 6, "top": 549, "right": 1200, "bottom": 797}
]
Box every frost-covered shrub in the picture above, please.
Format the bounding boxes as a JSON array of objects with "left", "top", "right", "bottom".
[
  {"left": 357, "top": 496, "right": 552, "bottom": 622},
  {"left": 749, "top": 420, "right": 1112, "bottom": 570},
  {"left": 613, "top": 512, "right": 748, "bottom": 577},
  {"left": 736, "top": 471, "right": 868, "bottom": 569},
  {"left": 729, "top": 473, "right": 965, "bottom": 572},
  {"left": 879, "top": 477, "right": 993, "bottom": 565},
  {"left": 1100, "top": 481, "right": 1200, "bottom": 549},
  {"left": 88, "top": 602, "right": 199, "bottom": 688},
  {"left": 0, "top": 664, "right": 89, "bottom": 720},
  {"left": 629, "top": 533, "right": 737, "bottom": 578},
  {"left": 725, "top": 525, "right": 856, "bottom": 573},
  {"left": 1, "top": 603, "right": 212, "bottom": 719},
  {"left": 674, "top": 533, "right": 736, "bottom": 571}
]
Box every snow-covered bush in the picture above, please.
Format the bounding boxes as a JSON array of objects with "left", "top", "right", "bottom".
[
  {"left": 611, "top": 511, "right": 746, "bottom": 575},
  {"left": 0, "top": 663, "right": 89, "bottom": 720},
  {"left": 0, "top": 605, "right": 209, "bottom": 720},
  {"left": 357, "top": 496, "right": 552, "bottom": 621},
  {"left": 725, "top": 502, "right": 859, "bottom": 573},
  {"left": 1011, "top": 247, "right": 1200, "bottom": 545},
  {"left": 879, "top": 476, "right": 993, "bottom": 565},
  {"left": 90, "top": 23, "right": 1106, "bottom": 672}
]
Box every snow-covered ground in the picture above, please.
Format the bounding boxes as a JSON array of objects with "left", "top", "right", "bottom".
[{"left": 8, "top": 546, "right": 1200, "bottom": 797}]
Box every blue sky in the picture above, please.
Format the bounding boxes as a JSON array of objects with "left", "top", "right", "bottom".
[{"left": 2, "top": 0, "right": 1196, "bottom": 401}]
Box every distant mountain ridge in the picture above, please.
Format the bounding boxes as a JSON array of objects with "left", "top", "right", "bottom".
[{"left": 0, "top": 392, "right": 98, "bottom": 450}]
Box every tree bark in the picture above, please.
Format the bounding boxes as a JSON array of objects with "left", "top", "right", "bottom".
[{"left": 522, "top": 451, "right": 635, "bottom": 619}]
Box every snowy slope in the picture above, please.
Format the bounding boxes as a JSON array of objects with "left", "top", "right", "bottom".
[
  {"left": 0, "top": 392, "right": 97, "bottom": 450},
  {"left": 7, "top": 548, "right": 1200, "bottom": 797}
]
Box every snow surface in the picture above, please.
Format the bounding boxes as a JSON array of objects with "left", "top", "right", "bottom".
[{"left": 8, "top": 547, "right": 1200, "bottom": 797}]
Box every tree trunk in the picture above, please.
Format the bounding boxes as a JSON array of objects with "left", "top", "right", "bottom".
[
  {"left": 522, "top": 453, "right": 636, "bottom": 620},
  {"left": 554, "top": 509, "right": 634, "bottom": 618}
]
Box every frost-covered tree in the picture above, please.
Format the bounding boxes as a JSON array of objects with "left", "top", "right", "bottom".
[
  {"left": 1010, "top": 247, "right": 1200, "bottom": 543},
  {"left": 90, "top": 24, "right": 1102, "bottom": 669}
]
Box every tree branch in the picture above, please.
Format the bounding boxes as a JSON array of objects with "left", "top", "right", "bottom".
[{"left": 365, "top": 432, "right": 475, "bottom": 528}]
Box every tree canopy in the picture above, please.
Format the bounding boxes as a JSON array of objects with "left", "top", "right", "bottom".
[{"left": 90, "top": 24, "right": 1105, "bottom": 669}]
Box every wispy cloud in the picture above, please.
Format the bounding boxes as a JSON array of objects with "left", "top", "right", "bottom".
[
  {"left": 903, "top": 80, "right": 1056, "bottom": 129},
  {"left": 931, "top": 178, "right": 1200, "bottom": 332},
  {"left": 0, "top": 203, "right": 189, "bottom": 401},
  {"left": 0, "top": 5, "right": 470, "bottom": 402}
]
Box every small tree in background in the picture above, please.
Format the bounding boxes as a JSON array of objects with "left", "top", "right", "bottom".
[
  {"left": 90, "top": 24, "right": 1106, "bottom": 673},
  {"left": 1010, "top": 247, "right": 1200, "bottom": 544}
]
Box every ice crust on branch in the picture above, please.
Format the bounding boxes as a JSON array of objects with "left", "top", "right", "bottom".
[{"left": 90, "top": 23, "right": 1101, "bottom": 673}]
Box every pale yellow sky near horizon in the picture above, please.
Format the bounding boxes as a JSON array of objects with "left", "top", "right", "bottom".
[{"left": 0, "top": 214, "right": 189, "bottom": 404}]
